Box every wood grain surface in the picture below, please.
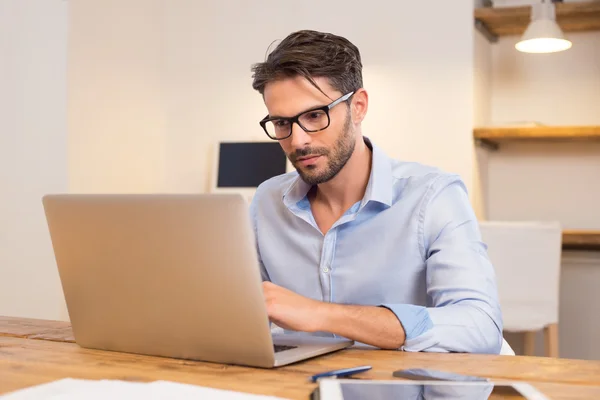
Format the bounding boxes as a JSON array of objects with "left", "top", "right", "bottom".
[
  {"left": 475, "top": 2, "right": 600, "bottom": 36},
  {"left": 2, "top": 335, "right": 600, "bottom": 399},
  {"left": 0, "top": 316, "right": 72, "bottom": 341},
  {"left": 563, "top": 230, "right": 600, "bottom": 251},
  {"left": 474, "top": 125, "right": 600, "bottom": 142}
]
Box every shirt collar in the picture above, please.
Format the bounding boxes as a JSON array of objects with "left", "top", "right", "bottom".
[
  {"left": 361, "top": 137, "right": 393, "bottom": 208},
  {"left": 282, "top": 136, "right": 393, "bottom": 210}
]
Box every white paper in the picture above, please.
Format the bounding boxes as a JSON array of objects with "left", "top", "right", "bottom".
[{"left": 1, "top": 378, "right": 288, "bottom": 400}]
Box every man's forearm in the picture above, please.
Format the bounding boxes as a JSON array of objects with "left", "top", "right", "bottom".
[{"left": 315, "top": 302, "right": 406, "bottom": 350}]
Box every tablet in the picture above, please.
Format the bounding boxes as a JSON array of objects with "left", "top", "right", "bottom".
[{"left": 316, "top": 379, "right": 550, "bottom": 400}]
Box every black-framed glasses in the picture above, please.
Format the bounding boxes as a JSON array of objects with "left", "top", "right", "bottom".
[{"left": 259, "top": 91, "right": 354, "bottom": 140}]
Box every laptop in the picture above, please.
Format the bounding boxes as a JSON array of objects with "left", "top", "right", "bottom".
[{"left": 42, "top": 193, "right": 353, "bottom": 368}]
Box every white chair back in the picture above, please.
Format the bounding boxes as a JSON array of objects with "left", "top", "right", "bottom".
[
  {"left": 500, "top": 338, "right": 515, "bottom": 356},
  {"left": 479, "top": 221, "right": 562, "bottom": 332}
]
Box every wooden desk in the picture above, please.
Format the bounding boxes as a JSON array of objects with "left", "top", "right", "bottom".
[
  {"left": 0, "top": 316, "right": 74, "bottom": 342},
  {"left": 2, "top": 317, "right": 600, "bottom": 399}
]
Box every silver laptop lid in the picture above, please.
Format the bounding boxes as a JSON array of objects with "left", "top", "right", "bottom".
[{"left": 43, "top": 194, "right": 276, "bottom": 367}]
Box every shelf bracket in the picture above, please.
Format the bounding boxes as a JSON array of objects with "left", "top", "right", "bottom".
[
  {"left": 474, "top": 19, "right": 498, "bottom": 43},
  {"left": 475, "top": 138, "right": 499, "bottom": 151}
]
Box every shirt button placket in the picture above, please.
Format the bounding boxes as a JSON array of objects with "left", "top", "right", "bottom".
[{"left": 319, "top": 229, "right": 336, "bottom": 302}]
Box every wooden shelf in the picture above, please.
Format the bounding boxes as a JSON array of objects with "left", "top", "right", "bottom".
[
  {"left": 563, "top": 230, "right": 600, "bottom": 251},
  {"left": 474, "top": 125, "right": 600, "bottom": 149},
  {"left": 475, "top": 2, "right": 600, "bottom": 38}
]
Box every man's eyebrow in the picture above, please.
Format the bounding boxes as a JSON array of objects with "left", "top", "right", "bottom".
[{"left": 267, "top": 103, "right": 327, "bottom": 120}]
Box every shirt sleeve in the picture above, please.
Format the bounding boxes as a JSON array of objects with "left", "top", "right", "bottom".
[{"left": 382, "top": 175, "right": 503, "bottom": 354}]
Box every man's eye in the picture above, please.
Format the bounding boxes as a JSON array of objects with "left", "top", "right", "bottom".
[
  {"left": 306, "top": 111, "right": 325, "bottom": 120},
  {"left": 274, "top": 120, "right": 289, "bottom": 127}
]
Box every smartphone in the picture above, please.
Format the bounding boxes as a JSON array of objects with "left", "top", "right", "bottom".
[{"left": 393, "top": 368, "right": 489, "bottom": 382}]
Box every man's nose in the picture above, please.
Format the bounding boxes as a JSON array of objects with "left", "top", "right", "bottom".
[{"left": 289, "top": 122, "right": 311, "bottom": 149}]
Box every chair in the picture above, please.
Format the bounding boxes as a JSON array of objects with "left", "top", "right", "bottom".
[
  {"left": 500, "top": 338, "right": 515, "bottom": 356},
  {"left": 479, "top": 221, "right": 562, "bottom": 357}
]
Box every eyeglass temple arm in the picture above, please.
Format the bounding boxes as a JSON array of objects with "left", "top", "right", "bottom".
[{"left": 328, "top": 91, "right": 355, "bottom": 109}]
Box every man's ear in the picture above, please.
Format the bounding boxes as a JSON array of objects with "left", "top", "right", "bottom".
[{"left": 351, "top": 88, "right": 368, "bottom": 124}]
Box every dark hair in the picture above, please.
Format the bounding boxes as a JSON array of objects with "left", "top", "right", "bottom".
[{"left": 251, "top": 30, "right": 363, "bottom": 99}]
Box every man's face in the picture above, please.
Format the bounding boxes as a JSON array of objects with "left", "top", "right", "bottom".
[{"left": 263, "top": 76, "right": 355, "bottom": 185}]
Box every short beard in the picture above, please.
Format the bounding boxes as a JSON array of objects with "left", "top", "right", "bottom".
[{"left": 290, "top": 112, "right": 355, "bottom": 186}]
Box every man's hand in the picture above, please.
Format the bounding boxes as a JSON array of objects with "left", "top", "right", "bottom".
[
  {"left": 262, "top": 281, "right": 406, "bottom": 349},
  {"left": 262, "top": 281, "right": 324, "bottom": 332}
]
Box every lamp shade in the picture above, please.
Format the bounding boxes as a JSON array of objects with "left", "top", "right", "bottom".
[{"left": 515, "top": 1, "right": 572, "bottom": 53}]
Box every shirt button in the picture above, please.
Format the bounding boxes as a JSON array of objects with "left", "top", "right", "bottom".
[{"left": 322, "top": 267, "right": 330, "bottom": 273}]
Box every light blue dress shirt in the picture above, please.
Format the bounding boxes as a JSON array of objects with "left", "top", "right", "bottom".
[{"left": 249, "top": 137, "right": 503, "bottom": 354}]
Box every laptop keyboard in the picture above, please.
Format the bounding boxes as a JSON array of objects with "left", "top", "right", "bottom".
[{"left": 274, "top": 344, "right": 298, "bottom": 353}]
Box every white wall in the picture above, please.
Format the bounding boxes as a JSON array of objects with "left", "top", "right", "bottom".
[
  {"left": 3, "top": 0, "right": 478, "bottom": 321},
  {"left": 159, "top": 0, "right": 476, "bottom": 194},
  {"left": 0, "top": 0, "right": 69, "bottom": 320},
  {"left": 6, "top": 2, "right": 597, "bottom": 359},
  {"left": 486, "top": 141, "right": 600, "bottom": 230},
  {"left": 474, "top": 31, "right": 493, "bottom": 128},
  {"left": 481, "top": 31, "right": 600, "bottom": 360},
  {"left": 68, "top": 0, "right": 167, "bottom": 194},
  {"left": 491, "top": 32, "right": 600, "bottom": 127},
  {"left": 486, "top": 32, "right": 600, "bottom": 229},
  {"left": 473, "top": 29, "right": 493, "bottom": 219},
  {"left": 68, "top": 0, "right": 477, "bottom": 195}
]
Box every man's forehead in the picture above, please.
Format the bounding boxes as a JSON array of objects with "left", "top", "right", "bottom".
[{"left": 263, "top": 76, "right": 337, "bottom": 117}]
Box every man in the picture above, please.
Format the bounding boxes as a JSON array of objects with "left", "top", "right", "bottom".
[{"left": 249, "top": 30, "right": 503, "bottom": 353}]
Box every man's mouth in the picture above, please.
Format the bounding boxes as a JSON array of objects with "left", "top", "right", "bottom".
[
  {"left": 296, "top": 154, "right": 322, "bottom": 166},
  {"left": 297, "top": 155, "right": 320, "bottom": 161}
]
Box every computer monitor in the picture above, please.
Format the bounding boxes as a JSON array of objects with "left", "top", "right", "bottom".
[{"left": 210, "top": 141, "right": 290, "bottom": 199}]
